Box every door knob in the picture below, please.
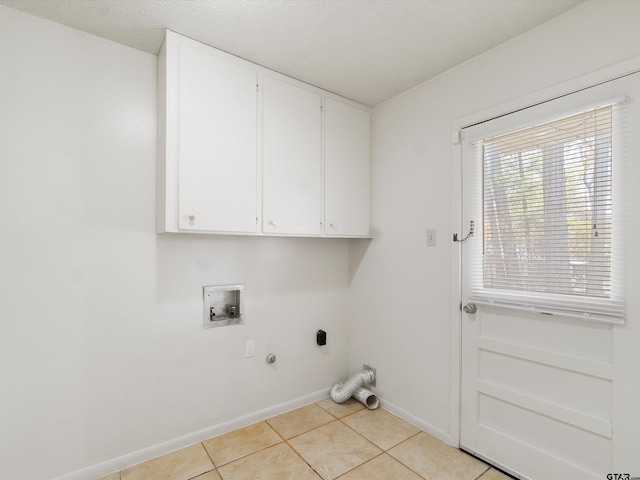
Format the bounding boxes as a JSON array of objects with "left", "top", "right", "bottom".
[{"left": 463, "top": 303, "right": 477, "bottom": 314}]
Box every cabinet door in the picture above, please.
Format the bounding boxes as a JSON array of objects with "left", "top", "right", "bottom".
[
  {"left": 262, "top": 76, "right": 322, "bottom": 235},
  {"left": 178, "top": 43, "right": 257, "bottom": 233},
  {"left": 323, "top": 97, "right": 371, "bottom": 237}
]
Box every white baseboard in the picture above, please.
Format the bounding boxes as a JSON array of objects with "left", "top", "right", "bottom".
[
  {"left": 378, "top": 397, "right": 452, "bottom": 446},
  {"left": 53, "top": 389, "right": 454, "bottom": 480},
  {"left": 52, "top": 388, "right": 330, "bottom": 480}
]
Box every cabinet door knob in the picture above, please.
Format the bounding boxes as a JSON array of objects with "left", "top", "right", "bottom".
[
  {"left": 268, "top": 220, "right": 277, "bottom": 229},
  {"left": 188, "top": 215, "right": 195, "bottom": 222},
  {"left": 329, "top": 223, "right": 336, "bottom": 229}
]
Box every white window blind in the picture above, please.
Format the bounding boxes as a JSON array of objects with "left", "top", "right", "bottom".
[{"left": 470, "top": 103, "right": 625, "bottom": 323}]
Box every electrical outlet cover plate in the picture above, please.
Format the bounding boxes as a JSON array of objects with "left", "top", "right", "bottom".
[
  {"left": 245, "top": 339, "right": 255, "bottom": 358},
  {"left": 427, "top": 228, "right": 437, "bottom": 246},
  {"left": 203, "top": 284, "right": 245, "bottom": 328}
]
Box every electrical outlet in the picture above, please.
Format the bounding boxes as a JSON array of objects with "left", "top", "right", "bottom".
[
  {"left": 245, "top": 340, "right": 255, "bottom": 358},
  {"left": 363, "top": 363, "right": 376, "bottom": 387}
]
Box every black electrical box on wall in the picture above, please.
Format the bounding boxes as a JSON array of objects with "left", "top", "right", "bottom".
[{"left": 316, "top": 330, "right": 327, "bottom": 346}]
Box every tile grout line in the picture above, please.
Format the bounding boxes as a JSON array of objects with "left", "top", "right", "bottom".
[
  {"left": 263, "top": 417, "right": 321, "bottom": 477},
  {"left": 269, "top": 405, "right": 334, "bottom": 441},
  {"left": 288, "top": 403, "right": 394, "bottom": 480},
  {"left": 279, "top": 402, "right": 378, "bottom": 480},
  {"left": 283, "top": 438, "right": 325, "bottom": 480},
  {"left": 198, "top": 403, "right": 338, "bottom": 476},
  {"left": 377, "top": 430, "right": 430, "bottom": 480},
  {"left": 302, "top": 421, "right": 429, "bottom": 480},
  {"left": 280, "top": 415, "right": 333, "bottom": 480},
  {"left": 336, "top": 416, "right": 385, "bottom": 450},
  {"left": 332, "top": 451, "right": 387, "bottom": 480},
  {"left": 118, "top": 401, "right": 439, "bottom": 480},
  {"left": 199, "top": 440, "right": 218, "bottom": 475},
  {"left": 206, "top": 421, "right": 286, "bottom": 470},
  {"left": 474, "top": 465, "right": 492, "bottom": 479},
  {"left": 307, "top": 402, "right": 431, "bottom": 480}
]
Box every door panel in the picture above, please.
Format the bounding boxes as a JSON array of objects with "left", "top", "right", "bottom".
[
  {"left": 460, "top": 74, "right": 640, "bottom": 479},
  {"left": 461, "top": 242, "right": 614, "bottom": 480},
  {"left": 479, "top": 348, "right": 612, "bottom": 421},
  {"left": 477, "top": 424, "right": 604, "bottom": 480}
]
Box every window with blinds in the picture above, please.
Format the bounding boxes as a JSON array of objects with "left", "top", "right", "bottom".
[{"left": 473, "top": 104, "right": 625, "bottom": 323}]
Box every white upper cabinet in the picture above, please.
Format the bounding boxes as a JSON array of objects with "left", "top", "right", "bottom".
[
  {"left": 158, "top": 31, "right": 258, "bottom": 234},
  {"left": 323, "top": 97, "right": 371, "bottom": 237},
  {"left": 261, "top": 76, "right": 322, "bottom": 236},
  {"left": 177, "top": 43, "right": 258, "bottom": 233},
  {"left": 157, "top": 30, "right": 372, "bottom": 238}
]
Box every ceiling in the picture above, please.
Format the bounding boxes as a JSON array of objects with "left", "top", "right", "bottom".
[{"left": 0, "top": 0, "right": 583, "bottom": 106}]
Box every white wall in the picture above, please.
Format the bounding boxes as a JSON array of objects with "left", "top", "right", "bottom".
[
  {"left": 0, "top": 6, "right": 350, "bottom": 479},
  {"left": 350, "top": 0, "right": 640, "bottom": 465},
  {"left": 5, "top": 1, "right": 640, "bottom": 478}
]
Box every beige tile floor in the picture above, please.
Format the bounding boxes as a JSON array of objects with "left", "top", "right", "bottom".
[{"left": 97, "top": 398, "right": 512, "bottom": 480}]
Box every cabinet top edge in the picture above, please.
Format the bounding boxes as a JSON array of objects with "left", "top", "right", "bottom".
[{"left": 163, "top": 29, "right": 371, "bottom": 112}]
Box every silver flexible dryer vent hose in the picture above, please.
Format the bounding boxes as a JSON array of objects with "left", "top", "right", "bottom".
[
  {"left": 330, "top": 369, "right": 379, "bottom": 409},
  {"left": 353, "top": 387, "right": 379, "bottom": 409}
]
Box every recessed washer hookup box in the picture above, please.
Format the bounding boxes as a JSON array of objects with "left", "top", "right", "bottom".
[{"left": 203, "top": 284, "right": 245, "bottom": 328}]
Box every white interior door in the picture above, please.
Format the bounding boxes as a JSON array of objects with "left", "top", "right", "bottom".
[{"left": 459, "top": 73, "right": 640, "bottom": 480}]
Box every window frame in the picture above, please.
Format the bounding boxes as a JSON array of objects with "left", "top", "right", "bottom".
[{"left": 463, "top": 95, "right": 627, "bottom": 324}]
